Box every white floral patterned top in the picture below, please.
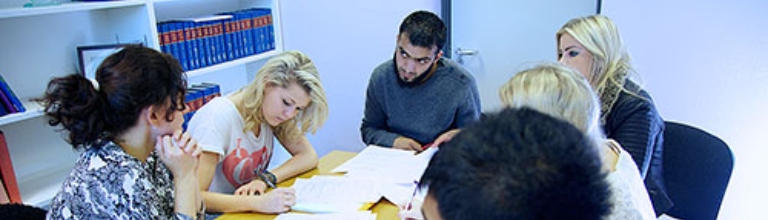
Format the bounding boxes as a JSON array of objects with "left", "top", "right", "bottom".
[{"left": 47, "top": 142, "right": 201, "bottom": 220}]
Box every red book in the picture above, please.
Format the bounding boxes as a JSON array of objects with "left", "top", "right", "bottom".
[{"left": 0, "top": 131, "right": 22, "bottom": 203}]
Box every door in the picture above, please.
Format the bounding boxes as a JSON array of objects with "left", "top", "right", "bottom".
[{"left": 449, "top": 0, "right": 598, "bottom": 112}]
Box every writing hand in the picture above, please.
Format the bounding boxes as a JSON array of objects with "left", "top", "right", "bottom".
[
  {"left": 235, "top": 179, "right": 268, "bottom": 196},
  {"left": 253, "top": 188, "right": 296, "bottom": 214}
]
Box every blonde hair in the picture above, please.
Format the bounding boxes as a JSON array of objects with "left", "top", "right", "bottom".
[
  {"left": 557, "top": 15, "right": 648, "bottom": 125},
  {"left": 237, "top": 51, "right": 329, "bottom": 140},
  {"left": 499, "top": 63, "right": 604, "bottom": 147},
  {"left": 556, "top": 15, "right": 633, "bottom": 93}
]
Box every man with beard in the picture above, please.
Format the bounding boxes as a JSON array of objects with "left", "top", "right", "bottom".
[{"left": 361, "top": 10, "right": 481, "bottom": 152}]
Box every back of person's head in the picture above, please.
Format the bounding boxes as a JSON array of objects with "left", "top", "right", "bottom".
[
  {"left": 399, "top": 10, "right": 446, "bottom": 53},
  {"left": 499, "top": 63, "right": 604, "bottom": 146},
  {"left": 556, "top": 14, "right": 632, "bottom": 90},
  {"left": 240, "top": 50, "right": 328, "bottom": 139},
  {"left": 0, "top": 203, "right": 47, "bottom": 220},
  {"left": 36, "top": 45, "right": 187, "bottom": 150},
  {"left": 420, "top": 107, "right": 611, "bottom": 220}
]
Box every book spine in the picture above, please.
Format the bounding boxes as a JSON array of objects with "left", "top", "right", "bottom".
[
  {"left": 195, "top": 23, "right": 207, "bottom": 68},
  {"left": 250, "top": 9, "right": 262, "bottom": 54},
  {"left": 203, "top": 22, "right": 213, "bottom": 65},
  {"left": 157, "top": 22, "right": 167, "bottom": 54},
  {"left": 175, "top": 22, "right": 189, "bottom": 71},
  {"left": 0, "top": 74, "right": 25, "bottom": 112},
  {"left": 223, "top": 17, "right": 235, "bottom": 61},
  {"left": 235, "top": 13, "right": 245, "bottom": 58},
  {"left": 169, "top": 22, "right": 179, "bottom": 60},
  {"left": 184, "top": 21, "right": 199, "bottom": 70},
  {"left": 215, "top": 21, "right": 226, "bottom": 63},
  {"left": 208, "top": 21, "right": 217, "bottom": 65},
  {"left": 266, "top": 9, "right": 274, "bottom": 51},
  {"left": 243, "top": 11, "right": 254, "bottom": 56},
  {"left": 0, "top": 88, "right": 14, "bottom": 115}
]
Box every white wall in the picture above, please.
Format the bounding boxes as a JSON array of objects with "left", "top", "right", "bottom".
[
  {"left": 271, "top": 0, "right": 440, "bottom": 162},
  {"left": 602, "top": 1, "right": 768, "bottom": 219}
]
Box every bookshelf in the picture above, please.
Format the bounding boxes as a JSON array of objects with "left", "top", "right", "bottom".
[
  {"left": 0, "top": 101, "right": 42, "bottom": 126},
  {"left": 0, "top": 0, "right": 282, "bottom": 207}
]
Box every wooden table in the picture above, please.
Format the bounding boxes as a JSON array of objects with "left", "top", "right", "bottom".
[{"left": 216, "top": 150, "right": 400, "bottom": 220}]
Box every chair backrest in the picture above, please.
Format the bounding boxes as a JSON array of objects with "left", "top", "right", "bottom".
[{"left": 663, "top": 121, "right": 734, "bottom": 220}]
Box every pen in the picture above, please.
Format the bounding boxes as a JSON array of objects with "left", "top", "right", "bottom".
[
  {"left": 406, "top": 181, "right": 420, "bottom": 210},
  {"left": 421, "top": 143, "right": 433, "bottom": 151}
]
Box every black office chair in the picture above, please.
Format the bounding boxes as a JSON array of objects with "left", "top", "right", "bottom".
[{"left": 663, "top": 121, "right": 734, "bottom": 220}]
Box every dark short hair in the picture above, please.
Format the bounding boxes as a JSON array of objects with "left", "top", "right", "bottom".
[
  {"left": 399, "top": 10, "right": 446, "bottom": 53},
  {"left": 420, "top": 107, "right": 611, "bottom": 220}
]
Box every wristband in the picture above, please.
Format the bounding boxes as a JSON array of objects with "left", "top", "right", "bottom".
[
  {"left": 265, "top": 171, "right": 277, "bottom": 184},
  {"left": 254, "top": 170, "right": 277, "bottom": 189}
]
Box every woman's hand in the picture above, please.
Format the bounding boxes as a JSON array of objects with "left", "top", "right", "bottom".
[
  {"left": 253, "top": 188, "right": 296, "bottom": 214},
  {"left": 155, "top": 130, "right": 200, "bottom": 178},
  {"left": 235, "top": 179, "right": 268, "bottom": 196},
  {"left": 174, "top": 130, "right": 201, "bottom": 157}
]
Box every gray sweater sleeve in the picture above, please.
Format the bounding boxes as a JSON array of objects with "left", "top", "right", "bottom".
[{"left": 360, "top": 68, "right": 398, "bottom": 147}]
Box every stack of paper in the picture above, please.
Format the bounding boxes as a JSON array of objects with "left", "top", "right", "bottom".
[
  {"left": 276, "top": 211, "right": 376, "bottom": 220},
  {"left": 290, "top": 176, "right": 381, "bottom": 213},
  {"left": 331, "top": 145, "right": 438, "bottom": 206},
  {"left": 332, "top": 145, "right": 437, "bottom": 183}
]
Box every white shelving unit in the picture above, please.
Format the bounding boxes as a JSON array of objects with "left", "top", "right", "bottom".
[
  {"left": 0, "top": 1, "right": 146, "bottom": 19},
  {"left": 0, "top": 0, "right": 282, "bottom": 207}
]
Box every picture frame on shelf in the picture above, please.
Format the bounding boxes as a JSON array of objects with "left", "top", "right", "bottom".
[{"left": 77, "top": 43, "right": 138, "bottom": 81}]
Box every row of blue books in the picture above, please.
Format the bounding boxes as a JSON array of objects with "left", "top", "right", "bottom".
[
  {"left": 183, "top": 82, "right": 222, "bottom": 130},
  {"left": 158, "top": 8, "right": 275, "bottom": 71},
  {"left": 0, "top": 74, "right": 26, "bottom": 117}
]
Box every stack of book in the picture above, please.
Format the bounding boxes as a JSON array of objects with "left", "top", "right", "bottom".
[
  {"left": 0, "top": 74, "right": 26, "bottom": 117},
  {"left": 157, "top": 8, "right": 275, "bottom": 71},
  {"left": 183, "top": 82, "right": 221, "bottom": 130}
]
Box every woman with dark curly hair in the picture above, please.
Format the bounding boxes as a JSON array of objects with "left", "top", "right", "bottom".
[{"left": 40, "top": 45, "right": 204, "bottom": 219}]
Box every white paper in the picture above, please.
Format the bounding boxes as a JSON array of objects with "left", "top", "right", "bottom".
[
  {"left": 380, "top": 182, "right": 417, "bottom": 207},
  {"left": 331, "top": 145, "right": 438, "bottom": 184},
  {"left": 276, "top": 211, "right": 377, "bottom": 220},
  {"left": 291, "top": 176, "right": 382, "bottom": 213}
]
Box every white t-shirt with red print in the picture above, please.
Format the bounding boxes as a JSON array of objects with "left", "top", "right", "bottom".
[{"left": 187, "top": 97, "right": 274, "bottom": 194}]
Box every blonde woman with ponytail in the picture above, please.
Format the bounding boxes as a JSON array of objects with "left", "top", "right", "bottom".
[{"left": 500, "top": 63, "right": 656, "bottom": 220}]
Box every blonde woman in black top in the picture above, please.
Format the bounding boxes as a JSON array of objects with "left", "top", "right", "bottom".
[{"left": 557, "top": 14, "right": 671, "bottom": 215}]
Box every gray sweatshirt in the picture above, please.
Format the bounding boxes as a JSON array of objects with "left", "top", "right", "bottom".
[{"left": 361, "top": 57, "right": 481, "bottom": 147}]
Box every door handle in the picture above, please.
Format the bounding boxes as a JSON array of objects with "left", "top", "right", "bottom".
[{"left": 455, "top": 48, "right": 478, "bottom": 64}]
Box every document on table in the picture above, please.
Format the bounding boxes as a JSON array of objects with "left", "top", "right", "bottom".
[
  {"left": 275, "top": 211, "right": 376, "bottom": 220},
  {"left": 290, "top": 176, "right": 382, "bottom": 213},
  {"left": 331, "top": 145, "right": 438, "bottom": 184},
  {"left": 380, "top": 182, "right": 418, "bottom": 206}
]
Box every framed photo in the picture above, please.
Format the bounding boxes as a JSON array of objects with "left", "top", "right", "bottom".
[{"left": 77, "top": 44, "right": 138, "bottom": 80}]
